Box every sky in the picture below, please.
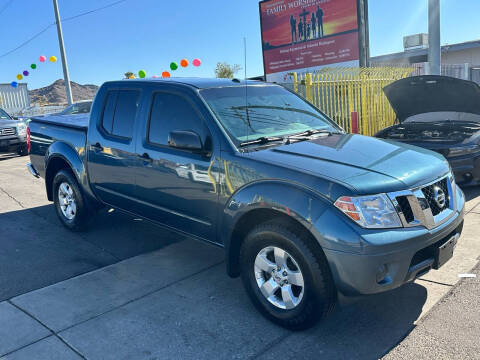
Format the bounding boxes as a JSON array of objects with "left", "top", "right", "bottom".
[{"left": 0, "top": 0, "right": 479, "bottom": 90}]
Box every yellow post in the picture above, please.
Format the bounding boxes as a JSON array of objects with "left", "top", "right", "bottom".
[
  {"left": 293, "top": 72, "right": 298, "bottom": 93},
  {"left": 305, "top": 73, "right": 313, "bottom": 103}
]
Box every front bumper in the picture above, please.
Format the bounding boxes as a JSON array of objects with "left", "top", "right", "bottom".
[
  {"left": 0, "top": 136, "right": 26, "bottom": 152},
  {"left": 324, "top": 186, "right": 465, "bottom": 295},
  {"left": 448, "top": 152, "right": 480, "bottom": 186}
]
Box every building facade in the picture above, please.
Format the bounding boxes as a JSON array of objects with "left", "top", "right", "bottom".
[
  {"left": 371, "top": 38, "right": 480, "bottom": 83},
  {"left": 0, "top": 83, "right": 30, "bottom": 115}
]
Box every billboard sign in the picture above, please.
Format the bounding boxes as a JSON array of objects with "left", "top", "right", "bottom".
[{"left": 259, "top": 0, "right": 361, "bottom": 82}]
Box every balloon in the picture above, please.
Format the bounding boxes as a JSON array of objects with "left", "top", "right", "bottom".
[
  {"left": 138, "top": 70, "right": 146, "bottom": 78},
  {"left": 16, "top": 74, "right": 23, "bottom": 80},
  {"left": 39, "top": 55, "right": 46, "bottom": 62},
  {"left": 23, "top": 70, "right": 29, "bottom": 76},
  {"left": 11, "top": 81, "right": 18, "bottom": 88},
  {"left": 152, "top": 75, "right": 159, "bottom": 78},
  {"left": 161, "top": 71, "right": 171, "bottom": 78},
  {"left": 192, "top": 58, "right": 201, "bottom": 67},
  {"left": 170, "top": 62, "right": 178, "bottom": 71},
  {"left": 180, "top": 59, "right": 188, "bottom": 67},
  {"left": 49, "top": 56, "right": 57, "bottom": 62},
  {"left": 30, "top": 63, "right": 37, "bottom": 69}
]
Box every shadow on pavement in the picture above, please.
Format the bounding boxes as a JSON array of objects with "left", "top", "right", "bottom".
[
  {"left": 462, "top": 185, "right": 480, "bottom": 202},
  {"left": 0, "top": 204, "right": 182, "bottom": 301},
  {"left": 0, "top": 153, "right": 21, "bottom": 161}
]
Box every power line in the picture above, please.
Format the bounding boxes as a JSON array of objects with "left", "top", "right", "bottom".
[
  {"left": 0, "top": 0, "right": 14, "bottom": 16},
  {"left": 62, "top": 0, "right": 128, "bottom": 23},
  {"left": 0, "top": 0, "right": 130, "bottom": 59},
  {"left": 0, "top": 23, "right": 55, "bottom": 59}
]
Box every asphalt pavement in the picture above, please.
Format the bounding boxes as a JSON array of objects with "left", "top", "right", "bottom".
[{"left": 0, "top": 153, "right": 479, "bottom": 359}]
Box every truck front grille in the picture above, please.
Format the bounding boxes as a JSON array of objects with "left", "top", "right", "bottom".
[
  {"left": 0, "top": 127, "right": 15, "bottom": 136},
  {"left": 388, "top": 174, "right": 456, "bottom": 230},
  {"left": 396, "top": 196, "right": 414, "bottom": 223},
  {"left": 421, "top": 178, "right": 449, "bottom": 216}
]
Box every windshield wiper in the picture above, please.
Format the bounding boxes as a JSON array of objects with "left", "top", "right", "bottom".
[
  {"left": 239, "top": 136, "right": 284, "bottom": 148},
  {"left": 284, "top": 129, "right": 337, "bottom": 144},
  {"left": 288, "top": 129, "right": 333, "bottom": 137}
]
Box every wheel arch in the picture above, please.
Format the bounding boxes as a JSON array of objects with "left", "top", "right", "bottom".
[
  {"left": 44, "top": 142, "right": 86, "bottom": 201},
  {"left": 221, "top": 180, "right": 333, "bottom": 278}
]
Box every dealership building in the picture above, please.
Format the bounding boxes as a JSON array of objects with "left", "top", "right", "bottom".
[{"left": 370, "top": 34, "right": 480, "bottom": 83}]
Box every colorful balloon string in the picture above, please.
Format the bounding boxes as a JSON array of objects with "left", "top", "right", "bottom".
[{"left": 11, "top": 55, "right": 57, "bottom": 88}]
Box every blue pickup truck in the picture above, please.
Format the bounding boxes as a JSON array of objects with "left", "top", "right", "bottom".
[{"left": 27, "top": 78, "right": 465, "bottom": 329}]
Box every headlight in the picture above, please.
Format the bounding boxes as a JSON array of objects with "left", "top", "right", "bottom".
[
  {"left": 16, "top": 124, "right": 26, "bottom": 135},
  {"left": 334, "top": 194, "right": 402, "bottom": 229},
  {"left": 448, "top": 144, "right": 479, "bottom": 157}
]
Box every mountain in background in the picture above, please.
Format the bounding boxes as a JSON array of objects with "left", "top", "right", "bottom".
[{"left": 29, "top": 79, "right": 99, "bottom": 105}]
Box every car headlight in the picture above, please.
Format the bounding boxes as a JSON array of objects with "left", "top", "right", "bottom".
[
  {"left": 16, "top": 124, "right": 26, "bottom": 135},
  {"left": 448, "top": 144, "right": 480, "bottom": 157},
  {"left": 334, "top": 194, "right": 402, "bottom": 229}
]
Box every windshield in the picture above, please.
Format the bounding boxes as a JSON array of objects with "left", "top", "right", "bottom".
[
  {"left": 200, "top": 85, "right": 340, "bottom": 145},
  {"left": 0, "top": 108, "right": 12, "bottom": 120},
  {"left": 60, "top": 101, "right": 92, "bottom": 115},
  {"left": 404, "top": 111, "right": 480, "bottom": 123}
]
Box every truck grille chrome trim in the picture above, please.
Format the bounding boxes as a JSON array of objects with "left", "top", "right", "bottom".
[
  {"left": 0, "top": 127, "right": 15, "bottom": 136},
  {"left": 388, "top": 173, "right": 456, "bottom": 230}
]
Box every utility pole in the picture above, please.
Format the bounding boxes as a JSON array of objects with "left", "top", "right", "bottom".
[
  {"left": 428, "top": 0, "right": 441, "bottom": 75},
  {"left": 52, "top": 0, "right": 73, "bottom": 105}
]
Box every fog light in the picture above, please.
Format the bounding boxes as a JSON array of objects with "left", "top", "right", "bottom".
[{"left": 376, "top": 264, "right": 388, "bottom": 284}]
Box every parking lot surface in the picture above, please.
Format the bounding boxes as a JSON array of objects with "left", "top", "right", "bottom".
[{"left": 1, "top": 154, "right": 479, "bottom": 359}]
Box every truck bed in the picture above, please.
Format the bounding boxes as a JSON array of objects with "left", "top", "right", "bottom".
[
  {"left": 30, "top": 113, "right": 89, "bottom": 130},
  {"left": 28, "top": 114, "right": 88, "bottom": 178}
]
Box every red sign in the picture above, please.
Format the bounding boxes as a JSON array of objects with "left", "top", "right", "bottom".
[{"left": 259, "top": 0, "right": 360, "bottom": 78}]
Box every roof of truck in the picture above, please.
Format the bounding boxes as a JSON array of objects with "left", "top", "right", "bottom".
[{"left": 116, "top": 77, "right": 266, "bottom": 89}]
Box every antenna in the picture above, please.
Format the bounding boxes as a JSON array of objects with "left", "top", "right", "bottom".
[{"left": 244, "top": 37, "right": 250, "bottom": 145}]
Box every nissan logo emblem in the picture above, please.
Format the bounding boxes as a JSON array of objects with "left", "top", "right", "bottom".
[{"left": 433, "top": 186, "right": 446, "bottom": 209}]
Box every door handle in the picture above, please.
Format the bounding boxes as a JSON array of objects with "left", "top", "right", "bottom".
[
  {"left": 92, "top": 142, "right": 103, "bottom": 151},
  {"left": 140, "top": 152, "right": 152, "bottom": 162}
]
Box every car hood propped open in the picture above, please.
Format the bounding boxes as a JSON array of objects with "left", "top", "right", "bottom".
[{"left": 383, "top": 75, "right": 480, "bottom": 122}]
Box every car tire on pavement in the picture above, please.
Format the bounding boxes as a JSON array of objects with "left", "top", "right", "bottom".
[
  {"left": 240, "top": 220, "right": 336, "bottom": 330},
  {"left": 17, "top": 146, "right": 28, "bottom": 156},
  {"left": 53, "top": 169, "right": 89, "bottom": 232}
]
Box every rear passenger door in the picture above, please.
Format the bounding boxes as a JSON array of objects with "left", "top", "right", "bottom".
[
  {"left": 134, "top": 89, "right": 219, "bottom": 241},
  {"left": 87, "top": 88, "right": 141, "bottom": 210}
]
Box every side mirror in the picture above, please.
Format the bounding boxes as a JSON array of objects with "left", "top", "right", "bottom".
[{"left": 168, "top": 130, "right": 203, "bottom": 152}]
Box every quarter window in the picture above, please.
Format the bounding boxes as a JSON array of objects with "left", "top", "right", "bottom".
[{"left": 101, "top": 90, "right": 140, "bottom": 139}]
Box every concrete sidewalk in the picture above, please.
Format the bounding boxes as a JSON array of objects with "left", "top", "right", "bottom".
[{"left": 385, "top": 263, "right": 479, "bottom": 360}]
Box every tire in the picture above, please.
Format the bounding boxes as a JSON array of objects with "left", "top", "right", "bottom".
[
  {"left": 17, "top": 145, "right": 28, "bottom": 156},
  {"left": 240, "top": 220, "right": 336, "bottom": 330},
  {"left": 52, "top": 169, "right": 89, "bottom": 231}
]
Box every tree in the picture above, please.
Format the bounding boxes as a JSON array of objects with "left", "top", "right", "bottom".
[
  {"left": 124, "top": 71, "right": 136, "bottom": 79},
  {"left": 214, "top": 62, "right": 242, "bottom": 79}
]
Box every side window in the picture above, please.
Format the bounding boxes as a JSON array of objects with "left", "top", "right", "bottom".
[
  {"left": 100, "top": 90, "right": 139, "bottom": 139},
  {"left": 112, "top": 90, "right": 139, "bottom": 138},
  {"left": 148, "top": 92, "right": 208, "bottom": 146},
  {"left": 101, "top": 91, "right": 117, "bottom": 134}
]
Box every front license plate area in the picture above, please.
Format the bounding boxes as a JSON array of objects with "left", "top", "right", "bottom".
[{"left": 433, "top": 234, "right": 458, "bottom": 270}]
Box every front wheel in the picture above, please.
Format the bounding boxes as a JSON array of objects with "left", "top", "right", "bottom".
[
  {"left": 240, "top": 220, "right": 336, "bottom": 330},
  {"left": 53, "top": 169, "right": 89, "bottom": 231},
  {"left": 17, "top": 145, "right": 28, "bottom": 156}
]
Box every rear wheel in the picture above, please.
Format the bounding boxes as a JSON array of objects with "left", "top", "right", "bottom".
[
  {"left": 240, "top": 220, "right": 336, "bottom": 330},
  {"left": 53, "top": 169, "right": 89, "bottom": 231}
]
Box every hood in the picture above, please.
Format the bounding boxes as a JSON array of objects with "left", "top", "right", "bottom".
[
  {"left": 0, "top": 119, "right": 22, "bottom": 128},
  {"left": 248, "top": 134, "right": 450, "bottom": 194},
  {"left": 383, "top": 75, "right": 480, "bottom": 122}
]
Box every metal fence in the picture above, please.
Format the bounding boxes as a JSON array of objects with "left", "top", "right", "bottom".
[
  {"left": 292, "top": 67, "right": 413, "bottom": 136},
  {"left": 0, "top": 83, "right": 30, "bottom": 115}
]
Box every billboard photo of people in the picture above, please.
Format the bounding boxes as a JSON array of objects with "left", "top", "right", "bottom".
[{"left": 260, "top": 0, "right": 360, "bottom": 82}]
